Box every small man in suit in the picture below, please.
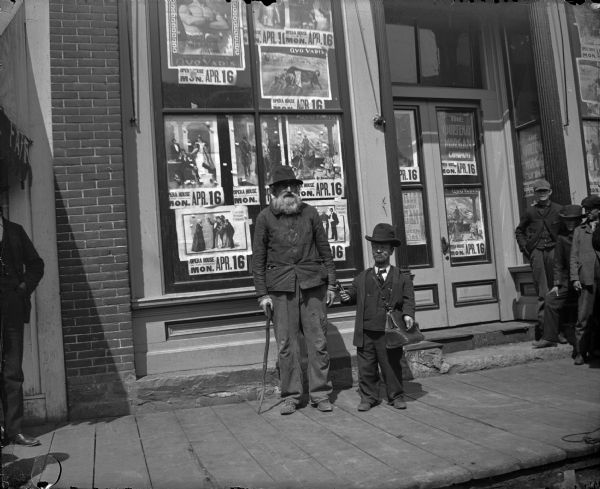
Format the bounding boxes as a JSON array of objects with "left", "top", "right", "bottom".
[
  {"left": 515, "top": 179, "right": 563, "bottom": 340},
  {"left": 570, "top": 195, "right": 600, "bottom": 365},
  {"left": 339, "top": 223, "right": 415, "bottom": 411}
]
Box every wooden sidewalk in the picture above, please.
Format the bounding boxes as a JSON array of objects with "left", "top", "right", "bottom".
[{"left": 2, "top": 358, "right": 599, "bottom": 489}]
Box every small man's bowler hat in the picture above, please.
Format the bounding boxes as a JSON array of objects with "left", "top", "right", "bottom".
[
  {"left": 268, "top": 165, "right": 303, "bottom": 187},
  {"left": 366, "top": 223, "right": 401, "bottom": 247},
  {"left": 559, "top": 204, "right": 583, "bottom": 220},
  {"left": 581, "top": 195, "right": 600, "bottom": 210},
  {"left": 533, "top": 179, "right": 551, "bottom": 191}
]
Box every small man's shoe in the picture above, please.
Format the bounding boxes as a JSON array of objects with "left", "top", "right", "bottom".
[
  {"left": 314, "top": 400, "right": 333, "bottom": 412},
  {"left": 574, "top": 354, "right": 585, "bottom": 366},
  {"left": 280, "top": 400, "right": 297, "bottom": 415},
  {"left": 392, "top": 398, "right": 407, "bottom": 409},
  {"left": 11, "top": 433, "right": 41, "bottom": 447},
  {"left": 557, "top": 333, "right": 568, "bottom": 344},
  {"left": 532, "top": 339, "right": 557, "bottom": 349},
  {"left": 357, "top": 402, "right": 373, "bottom": 412}
]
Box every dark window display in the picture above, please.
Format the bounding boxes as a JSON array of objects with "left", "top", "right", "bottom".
[
  {"left": 502, "top": 14, "right": 545, "bottom": 211},
  {"left": 151, "top": 0, "right": 360, "bottom": 292},
  {"left": 384, "top": 2, "right": 482, "bottom": 88}
]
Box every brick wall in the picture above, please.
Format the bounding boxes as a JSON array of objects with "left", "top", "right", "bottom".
[{"left": 49, "top": 0, "right": 135, "bottom": 419}]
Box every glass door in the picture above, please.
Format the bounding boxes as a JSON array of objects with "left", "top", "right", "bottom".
[{"left": 395, "top": 101, "right": 500, "bottom": 328}]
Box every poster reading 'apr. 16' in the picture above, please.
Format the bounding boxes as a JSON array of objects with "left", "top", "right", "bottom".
[
  {"left": 165, "top": 115, "right": 225, "bottom": 209},
  {"left": 445, "top": 188, "right": 487, "bottom": 261},
  {"left": 437, "top": 111, "right": 478, "bottom": 177},
  {"left": 165, "top": 0, "right": 245, "bottom": 85},
  {"left": 175, "top": 205, "right": 252, "bottom": 275}
]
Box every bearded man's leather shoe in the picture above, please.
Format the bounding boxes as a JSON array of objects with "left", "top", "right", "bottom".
[
  {"left": 357, "top": 402, "right": 373, "bottom": 412},
  {"left": 11, "top": 433, "right": 41, "bottom": 447}
]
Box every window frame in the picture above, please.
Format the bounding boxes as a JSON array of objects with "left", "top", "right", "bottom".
[{"left": 148, "top": 0, "right": 363, "bottom": 294}]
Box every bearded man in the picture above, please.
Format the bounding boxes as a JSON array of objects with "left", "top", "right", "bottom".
[{"left": 252, "top": 165, "right": 337, "bottom": 415}]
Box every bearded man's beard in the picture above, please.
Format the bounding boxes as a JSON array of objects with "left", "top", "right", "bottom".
[{"left": 271, "top": 192, "right": 302, "bottom": 215}]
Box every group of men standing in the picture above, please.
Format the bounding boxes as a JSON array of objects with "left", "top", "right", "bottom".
[{"left": 515, "top": 178, "right": 600, "bottom": 365}]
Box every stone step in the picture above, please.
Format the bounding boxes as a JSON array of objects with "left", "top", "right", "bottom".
[{"left": 131, "top": 320, "right": 574, "bottom": 414}]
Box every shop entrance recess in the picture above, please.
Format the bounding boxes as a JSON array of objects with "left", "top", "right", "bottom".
[{"left": 395, "top": 101, "right": 500, "bottom": 328}]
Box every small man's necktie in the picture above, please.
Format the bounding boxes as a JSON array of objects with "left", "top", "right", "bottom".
[{"left": 376, "top": 268, "right": 385, "bottom": 285}]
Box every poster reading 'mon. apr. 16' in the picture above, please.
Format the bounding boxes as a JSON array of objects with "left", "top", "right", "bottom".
[
  {"left": 165, "top": 0, "right": 245, "bottom": 85},
  {"left": 175, "top": 205, "right": 252, "bottom": 275}
]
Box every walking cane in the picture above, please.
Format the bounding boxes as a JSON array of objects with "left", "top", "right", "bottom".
[{"left": 257, "top": 305, "right": 272, "bottom": 414}]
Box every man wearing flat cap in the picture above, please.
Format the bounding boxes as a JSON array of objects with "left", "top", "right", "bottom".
[
  {"left": 252, "top": 164, "right": 337, "bottom": 415},
  {"left": 339, "top": 223, "right": 415, "bottom": 412},
  {"left": 515, "top": 179, "right": 563, "bottom": 339},
  {"left": 533, "top": 204, "right": 582, "bottom": 349},
  {"left": 570, "top": 195, "right": 600, "bottom": 364}
]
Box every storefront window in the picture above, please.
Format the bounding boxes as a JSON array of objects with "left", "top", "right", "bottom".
[
  {"left": 152, "top": 0, "right": 361, "bottom": 293},
  {"left": 569, "top": 5, "right": 600, "bottom": 195},
  {"left": 384, "top": 3, "right": 482, "bottom": 88},
  {"left": 503, "top": 14, "right": 545, "bottom": 210},
  {"left": 395, "top": 108, "right": 432, "bottom": 267}
]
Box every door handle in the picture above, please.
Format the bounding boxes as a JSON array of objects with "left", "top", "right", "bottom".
[{"left": 441, "top": 237, "right": 450, "bottom": 258}]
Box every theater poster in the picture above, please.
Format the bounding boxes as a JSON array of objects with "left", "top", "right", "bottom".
[
  {"left": 165, "top": 115, "right": 224, "bottom": 209},
  {"left": 573, "top": 6, "right": 600, "bottom": 117},
  {"left": 437, "top": 111, "right": 478, "bottom": 177},
  {"left": 445, "top": 188, "right": 487, "bottom": 262},
  {"left": 165, "top": 0, "right": 245, "bottom": 85},
  {"left": 228, "top": 115, "right": 260, "bottom": 205},
  {"left": 259, "top": 45, "right": 332, "bottom": 110},
  {"left": 284, "top": 115, "right": 344, "bottom": 199},
  {"left": 253, "top": 0, "right": 334, "bottom": 49},
  {"left": 174, "top": 205, "right": 252, "bottom": 275},
  {"left": 584, "top": 121, "right": 600, "bottom": 195},
  {"left": 312, "top": 199, "right": 348, "bottom": 261}
]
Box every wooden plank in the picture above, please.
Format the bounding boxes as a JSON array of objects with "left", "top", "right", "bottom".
[
  {"left": 43, "top": 422, "right": 95, "bottom": 489},
  {"left": 463, "top": 367, "right": 600, "bottom": 413},
  {"left": 446, "top": 371, "right": 599, "bottom": 427},
  {"left": 414, "top": 376, "right": 597, "bottom": 456},
  {"left": 506, "top": 362, "right": 600, "bottom": 402},
  {"left": 136, "top": 411, "right": 213, "bottom": 489},
  {"left": 536, "top": 358, "right": 600, "bottom": 379},
  {"left": 331, "top": 389, "right": 517, "bottom": 482},
  {"left": 215, "top": 402, "right": 340, "bottom": 489},
  {"left": 93, "top": 416, "right": 151, "bottom": 489},
  {"left": 176, "top": 406, "right": 275, "bottom": 489},
  {"left": 318, "top": 391, "right": 471, "bottom": 488},
  {"left": 387, "top": 390, "right": 566, "bottom": 469},
  {"left": 260, "top": 401, "right": 405, "bottom": 489}
]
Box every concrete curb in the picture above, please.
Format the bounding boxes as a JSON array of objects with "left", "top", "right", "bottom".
[
  {"left": 444, "top": 341, "right": 574, "bottom": 374},
  {"left": 130, "top": 340, "right": 575, "bottom": 413}
]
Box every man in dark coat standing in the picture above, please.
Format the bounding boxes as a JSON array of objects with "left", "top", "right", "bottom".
[
  {"left": 252, "top": 165, "right": 337, "bottom": 415},
  {"left": 0, "top": 216, "right": 44, "bottom": 446},
  {"left": 515, "top": 179, "right": 563, "bottom": 339},
  {"left": 532, "top": 204, "right": 582, "bottom": 349},
  {"left": 570, "top": 195, "right": 600, "bottom": 364},
  {"left": 339, "top": 223, "right": 415, "bottom": 411}
]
